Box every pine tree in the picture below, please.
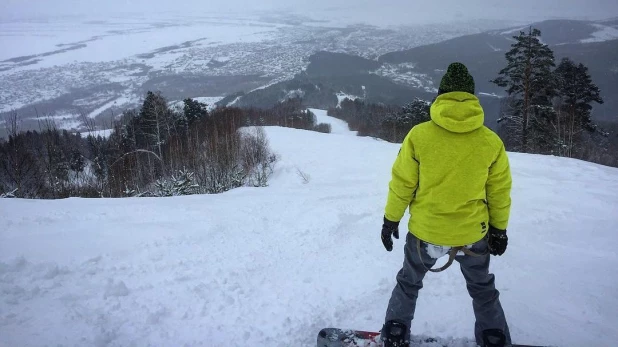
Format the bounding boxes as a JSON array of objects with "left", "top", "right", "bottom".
[
  {"left": 492, "top": 27, "right": 556, "bottom": 153},
  {"left": 553, "top": 58, "right": 604, "bottom": 157},
  {"left": 183, "top": 98, "right": 209, "bottom": 125},
  {"left": 138, "top": 91, "right": 172, "bottom": 161},
  {"left": 402, "top": 99, "right": 430, "bottom": 122}
]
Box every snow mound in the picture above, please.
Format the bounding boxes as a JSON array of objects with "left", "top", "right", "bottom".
[{"left": 1, "top": 116, "right": 618, "bottom": 346}]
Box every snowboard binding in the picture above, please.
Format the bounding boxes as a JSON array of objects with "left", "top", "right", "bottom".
[
  {"left": 380, "top": 320, "right": 409, "bottom": 347},
  {"left": 482, "top": 329, "right": 507, "bottom": 347}
]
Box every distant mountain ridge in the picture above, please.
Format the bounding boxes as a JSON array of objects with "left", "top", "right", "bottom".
[{"left": 235, "top": 18, "right": 618, "bottom": 127}]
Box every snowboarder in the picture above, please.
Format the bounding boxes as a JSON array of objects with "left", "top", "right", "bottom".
[{"left": 380, "top": 62, "right": 512, "bottom": 347}]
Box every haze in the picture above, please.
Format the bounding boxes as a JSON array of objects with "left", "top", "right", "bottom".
[{"left": 3, "top": 0, "right": 618, "bottom": 26}]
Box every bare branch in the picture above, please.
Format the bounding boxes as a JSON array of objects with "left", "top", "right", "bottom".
[
  {"left": 5, "top": 111, "right": 20, "bottom": 138},
  {"left": 110, "top": 149, "right": 162, "bottom": 170}
]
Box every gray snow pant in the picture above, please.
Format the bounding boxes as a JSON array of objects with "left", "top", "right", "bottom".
[{"left": 384, "top": 232, "right": 511, "bottom": 346}]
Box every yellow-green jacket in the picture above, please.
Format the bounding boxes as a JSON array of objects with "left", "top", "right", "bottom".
[{"left": 385, "top": 92, "right": 512, "bottom": 246}]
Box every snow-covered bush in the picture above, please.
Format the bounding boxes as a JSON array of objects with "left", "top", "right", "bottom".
[
  {"left": 314, "top": 123, "right": 332, "bottom": 134},
  {"left": 154, "top": 170, "right": 199, "bottom": 197},
  {"left": 242, "top": 127, "right": 278, "bottom": 188}
]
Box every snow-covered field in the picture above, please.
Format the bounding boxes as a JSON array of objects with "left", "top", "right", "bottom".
[
  {"left": 0, "top": 15, "right": 283, "bottom": 70},
  {"left": 1, "top": 114, "right": 618, "bottom": 347}
]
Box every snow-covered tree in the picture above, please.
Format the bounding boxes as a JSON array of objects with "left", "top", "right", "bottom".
[{"left": 382, "top": 98, "right": 430, "bottom": 142}]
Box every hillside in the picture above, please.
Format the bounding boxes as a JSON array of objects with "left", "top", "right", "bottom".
[
  {"left": 1, "top": 114, "right": 618, "bottom": 346},
  {"left": 232, "top": 19, "right": 617, "bottom": 127}
]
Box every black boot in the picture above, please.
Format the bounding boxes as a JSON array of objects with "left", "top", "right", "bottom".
[
  {"left": 380, "top": 320, "right": 409, "bottom": 347},
  {"left": 482, "top": 329, "right": 506, "bottom": 347}
]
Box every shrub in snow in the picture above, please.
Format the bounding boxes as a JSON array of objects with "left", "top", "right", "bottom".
[
  {"left": 247, "top": 154, "right": 278, "bottom": 187},
  {"left": 123, "top": 185, "right": 153, "bottom": 198},
  {"left": 154, "top": 170, "right": 200, "bottom": 197},
  {"left": 314, "top": 123, "right": 332, "bottom": 134},
  {"left": 123, "top": 185, "right": 137, "bottom": 197},
  {"left": 242, "top": 127, "right": 278, "bottom": 188}
]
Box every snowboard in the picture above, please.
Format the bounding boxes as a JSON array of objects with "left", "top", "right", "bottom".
[{"left": 317, "top": 328, "right": 552, "bottom": 347}]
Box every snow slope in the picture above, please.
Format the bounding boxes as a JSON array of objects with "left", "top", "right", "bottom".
[
  {"left": 581, "top": 23, "right": 618, "bottom": 43},
  {"left": 1, "top": 114, "right": 618, "bottom": 347},
  {"left": 309, "top": 108, "right": 357, "bottom": 135}
]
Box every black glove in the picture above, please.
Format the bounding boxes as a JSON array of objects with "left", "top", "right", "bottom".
[
  {"left": 381, "top": 217, "right": 400, "bottom": 252},
  {"left": 487, "top": 225, "right": 508, "bottom": 256}
]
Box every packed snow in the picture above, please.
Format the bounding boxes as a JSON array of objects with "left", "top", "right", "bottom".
[{"left": 1, "top": 113, "right": 618, "bottom": 347}]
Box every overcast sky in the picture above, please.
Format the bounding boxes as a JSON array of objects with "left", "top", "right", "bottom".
[{"left": 3, "top": 0, "right": 618, "bottom": 25}]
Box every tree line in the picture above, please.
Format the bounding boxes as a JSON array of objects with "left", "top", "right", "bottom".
[{"left": 0, "top": 94, "right": 330, "bottom": 199}]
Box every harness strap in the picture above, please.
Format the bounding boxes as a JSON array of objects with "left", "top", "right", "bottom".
[{"left": 416, "top": 238, "right": 486, "bottom": 273}]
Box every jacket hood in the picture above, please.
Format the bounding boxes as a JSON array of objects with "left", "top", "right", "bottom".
[{"left": 430, "top": 92, "right": 484, "bottom": 133}]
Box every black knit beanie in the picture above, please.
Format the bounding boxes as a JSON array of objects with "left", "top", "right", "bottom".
[{"left": 438, "top": 62, "right": 475, "bottom": 95}]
